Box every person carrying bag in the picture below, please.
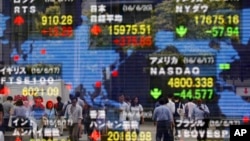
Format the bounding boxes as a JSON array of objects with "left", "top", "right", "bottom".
[{"left": 192, "top": 99, "right": 210, "bottom": 141}]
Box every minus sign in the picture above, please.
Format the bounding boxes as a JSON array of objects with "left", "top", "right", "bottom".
[
  {"left": 174, "top": 93, "right": 180, "bottom": 96},
  {"left": 205, "top": 30, "right": 212, "bottom": 34}
]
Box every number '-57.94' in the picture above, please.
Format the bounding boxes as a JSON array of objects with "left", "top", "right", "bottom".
[{"left": 211, "top": 26, "right": 239, "bottom": 37}]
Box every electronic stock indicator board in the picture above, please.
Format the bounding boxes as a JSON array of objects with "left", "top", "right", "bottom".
[
  {"left": 89, "top": 0, "right": 154, "bottom": 50},
  {"left": 174, "top": 0, "right": 241, "bottom": 40},
  {"left": 11, "top": 0, "right": 76, "bottom": 39},
  {"left": 149, "top": 53, "right": 216, "bottom": 101}
]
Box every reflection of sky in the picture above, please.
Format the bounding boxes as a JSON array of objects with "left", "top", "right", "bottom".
[
  {"left": 2, "top": 7, "right": 250, "bottom": 114},
  {"left": 0, "top": 14, "right": 9, "bottom": 37},
  {"left": 242, "top": 9, "right": 250, "bottom": 45},
  {"left": 217, "top": 8, "right": 250, "bottom": 117},
  {"left": 215, "top": 42, "right": 246, "bottom": 117},
  {"left": 218, "top": 91, "right": 250, "bottom": 117},
  {"left": 15, "top": 16, "right": 119, "bottom": 96},
  {"left": 155, "top": 34, "right": 218, "bottom": 76}
]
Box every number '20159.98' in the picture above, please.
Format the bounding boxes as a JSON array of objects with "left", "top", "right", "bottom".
[{"left": 107, "top": 131, "right": 152, "bottom": 141}]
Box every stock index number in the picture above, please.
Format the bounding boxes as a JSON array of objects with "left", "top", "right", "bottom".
[
  {"left": 174, "top": 89, "right": 214, "bottom": 100},
  {"left": 22, "top": 86, "right": 59, "bottom": 97},
  {"left": 107, "top": 131, "right": 152, "bottom": 141},
  {"left": 210, "top": 26, "right": 239, "bottom": 38},
  {"left": 194, "top": 14, "right": 240, "bottom": 25},
  {"left": 167, "top": 77, "right": 214, "bottom": 88},
  {"left": 109, "top": 24, "right": 151, "bottom": 35},
  {"left": 41, "top": 15, "right": 73, "bottom": 26}
]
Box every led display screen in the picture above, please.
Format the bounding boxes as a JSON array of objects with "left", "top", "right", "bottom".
[
  {"left": 0, "top": 0, "right": 250, "bottom": 141},
  {"left": 89, "top": 0, "right": 154, "bottom": 49}
]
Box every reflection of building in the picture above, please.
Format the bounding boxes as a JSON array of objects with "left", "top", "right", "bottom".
[
  {"left": 82, "top": 0, "right": 96, "bottom": 14},
  {"left": 215, "top": 80, "right": 235, "bottom": 92},
  {"left": 226, "top": 79, "right": 250, "bottom": 97},
  {"left": 0, "top": 41, "right": 2, "bottom": 63},
  {"left": 216, "top": 78, "right": 250, "bottom": 102},
  {"left": 0, "top": 0, "right": 2, "bottom": 62},
  {"left": 0, "top": 0, "right": 2, "bottom": 12}
]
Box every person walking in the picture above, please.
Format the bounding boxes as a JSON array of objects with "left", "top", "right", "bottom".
[
  {"left": 184, "top": 98, "right": 196, "bottom": 120},
  {"left": 165, "top": 95, "right": 175, "bottom": 141},
  {"left": 192, "top": 99, "right": 210, "bottom": 141},
  {"left": 54, "top": 96, "right": 64, "bottom": 136},
  {"left": 64, "top": 96, "right": 83, "bottom": 141},
  {"left": 2, "top": 96, "right": 14, "bottom": 132},
  {"left": 166, "top": 94, "right": 175, "bottom": 115},
  {"left": 75, "top": 92, "right": 85, "bottom": 138},
  {"left": 13, "top": 100, "right": 27, "bottom": 118},
  {"left": 63, "top": 94, "right": 74, "bottom": 115},
  {"left": 42, "top": 100, "right": 56, "bottom": 140},
  {"left": 82, "top": 103, "right": 92, "bottom": 137},
  {"left": 118, "top": 94, "right": 129, "bottom": 122},
  {"left": 184, "top": 97, "right": 196, "bottom": 131},
  {"left": 0, "top": 103, "right": 3, "bottom": 133},
  {"left": 152, "top": 98, "right": 174, "bottom": 141},
  {"left": 128, "top": 96, "right": 144, "bottom": 135},
  {"left": 173, "top": 96, "right": 185, "bottom": 139},
  {"left": 12, "top": 100, "right": 29, "bottom": 137}
]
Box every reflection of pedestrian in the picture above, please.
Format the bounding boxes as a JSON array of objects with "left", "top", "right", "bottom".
[
  {"left": 152, "top": 98, "right": 174, "bottom": 141},
  {"left": 75, "top": 92, "right": 85, "bottom": 138},
  {"left": 13, "top": 100, "right": 27, "bottom": 118},
  {"left": 43, "top": 101, "right": 56, "bottom": 122},
  {"left": 166, "top": 95, "right": 175, "bottom": 114},
  {"left": 125, "top": 96, "right": 131, "bottom": 106},
  {"left": 184, "top": 98, "right": 196, "bottom": 120},
  {"left": 13, "top": 100, "right": 28, "bottom": 136},
  {"left": 32, "top": 96, "right": 45, "bottom": 120},
  {"left": 118, "top": 94, "right": 129, "bottom": 121},
  {"left": 0, "top": 103, "right": 4, "bottom": 133},
  {"left": 31, "top": 96, "right": 45, "bottom": 135},
  {"left": 65, "top": 96, "right": 83, "bottom": 141},
  {"left": 63, "top": 94, "right": 74, "bottom": 114},
  {"left": 2, "top": 96, "right": 14, "bottom": 132},
  {"left": 165, "top": 95, "right": 175, "bottom": 141},
  {"left": 23, "top": 101, "right": 32, "bottom": 117},
  {"left": 192, "top": 99, "right": 210, "bottom": 141},
  {"left": 82, "top": 103, "right": 92, "bottom": 136},
  {"left": 42, "top": 100, "right": 56, "bottom": 140},
  {"left": 128, "top": 96, "right": 144, "bottom": 135},
  {"left": 54, "top": 96, "right": 64, "bottom": 136},
  {"left": 173, "top": 96, "right": 185, "bottom": 139}
]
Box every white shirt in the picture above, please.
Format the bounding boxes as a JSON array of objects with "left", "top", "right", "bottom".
[
  {"left": 65, "top": 104, "right": 83, "bottom": 123},
  {"left": 192, "top": 104, "right": 210, "bottom": 120},
  {"left": 184, "top": 102, "right": 196, "bottom": 119},
  {"left": 119, "top": 102, "right": 129, "bottom": 121},
  {"left": 77, "top": 97, "right": 85, "bottom": 107},
  {"left": 166, "top": 99, "right": 175, "bottom": 114},
  {"left": 128, "top": 104, "right": 143, "bottom": 121}
]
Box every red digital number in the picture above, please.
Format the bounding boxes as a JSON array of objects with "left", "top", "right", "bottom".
[
  {"left": 113, "top": 36, "right": 153, "bottom": 48},
  {"left": 140, "top": 36, "right": 152, "bottom": 47},
  {"left": 41, "top": 26, "right": 73, "bottom": 37},
  {"left": 14, "top": 95, "right": 28, "bottom": 101},
  {"left": 48, "top": 27, "right": 54, "bottom": 37},
  {"left": 62, "top": 26, "right": 73, "bottom": 37},
  {"left": 48, "top": 27, "right": 60, "bottom": 37}
]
